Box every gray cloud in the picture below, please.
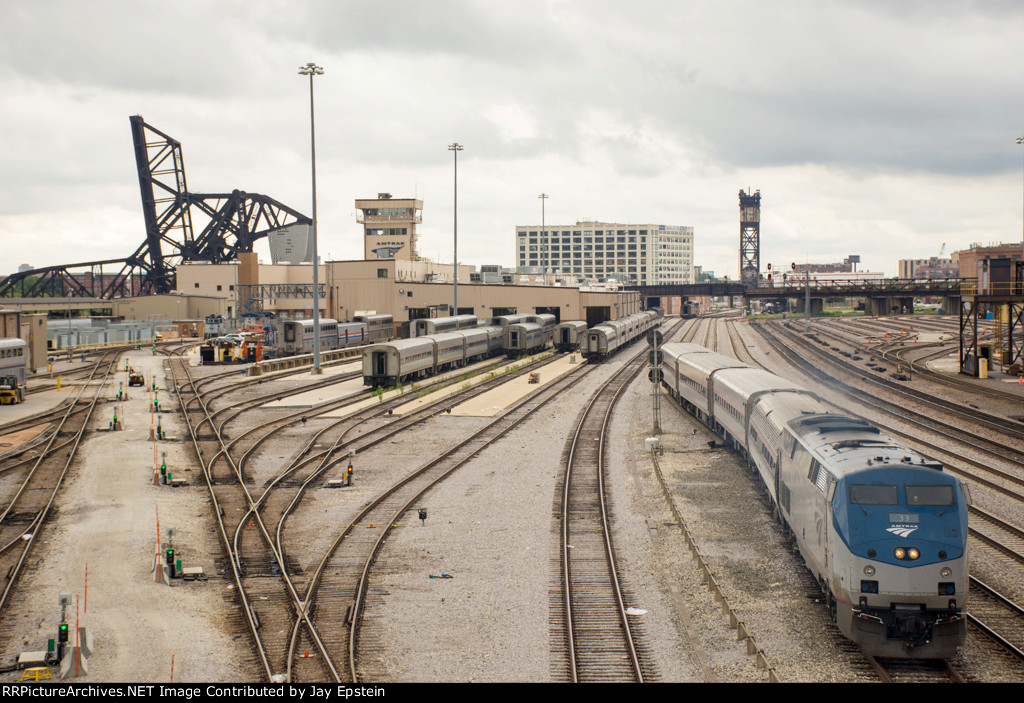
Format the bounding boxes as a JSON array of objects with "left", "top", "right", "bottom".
[{"left": 1, "top": 1, "right": 1022, "bottom": 278}]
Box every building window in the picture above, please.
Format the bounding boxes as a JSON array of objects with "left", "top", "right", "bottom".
[
  {"left": 194, "top": 283, "right": 199, "bottom": 288},
  {"left": 216, "top": 285, "right": 222, "bottom": 291},
  {"left": 378, "top": 268, "right": 388, "bottom": 278}
]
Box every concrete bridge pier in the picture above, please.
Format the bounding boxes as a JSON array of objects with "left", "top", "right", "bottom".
[
  {"left": 865, "top": 298, "right": 891, "bottom": 316},
  {"left": 796, "top": 298, "right": 824, "bottom": 314}
]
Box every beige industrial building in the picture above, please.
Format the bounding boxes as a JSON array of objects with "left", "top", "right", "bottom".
[
  {"left": 5, "top": 193, "right": 645, "bottom": 342},
  {"left": 174, "top": 253, "right": 640, "bottom": 336}
]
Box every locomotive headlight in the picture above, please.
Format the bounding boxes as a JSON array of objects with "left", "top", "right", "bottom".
[
  {"left": 894, "top": 547, "right": 906, "bottom": 560},
  {"left": 863, "top": 565, "right": 876, "bottom": 576},
  {"left": 940, "top": 567, "right": 952, "bottom": 578},
  {"left": 908, "top": 548, "right": 920, "bottom": 560}
]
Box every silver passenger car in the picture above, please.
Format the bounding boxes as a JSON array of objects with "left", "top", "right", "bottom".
[{"left": 363, "top": 337, "right": 435, "bottom": 387}]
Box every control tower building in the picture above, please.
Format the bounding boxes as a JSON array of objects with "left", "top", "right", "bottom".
[{"left": 356, "top": 193, "right": 424, "bottom": 261}]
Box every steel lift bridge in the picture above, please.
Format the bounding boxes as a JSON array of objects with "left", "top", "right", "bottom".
[{"left": 0, "top": 116, "right": 311, "bottom": 299}]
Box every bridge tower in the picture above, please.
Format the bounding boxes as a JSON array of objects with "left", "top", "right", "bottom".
[{"left": 739, "top": 189, "right": 761, "bottom": 287}]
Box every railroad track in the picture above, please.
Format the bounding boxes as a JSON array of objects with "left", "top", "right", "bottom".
[
  {"left": 801, "top": 317, "right": 1024, "bottom": 408},
  {"left": 556, "top": 348, "right": 651, "bottom": 682},
  {"left": 170, "top": 343, "right": 585, "bottom": 681},
  {"left": 0, "top": 349, "right": 121, "bottom": 618},
  {"left": 967, "top": 577, "right": 1024, "bottom": 660},
  {"left": 327, "top": 356, "right": 600, "bottom": 682},
  {"left": 772, "top": 321, "right": 1024, "bottom": 441},
  {"left": 865, "top": 655, "right": 966, "bottom": 683}
]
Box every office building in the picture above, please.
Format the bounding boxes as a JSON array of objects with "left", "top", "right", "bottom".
[{"left": 515, "top": 221, "right": 694, "bottom": 285}]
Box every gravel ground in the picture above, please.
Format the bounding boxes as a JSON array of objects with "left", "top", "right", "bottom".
[
  {"left": 360, "top": 360, "right": 621, "bottom": 682},
  {"left": 0, "top": 350, "right": 258, "bottom": 683},
  {"left": 362, "top": 337, "right": 867, "bottom": 682},
  {"left": 6, "top": 320, "right": 1022, "bottom": 683}
]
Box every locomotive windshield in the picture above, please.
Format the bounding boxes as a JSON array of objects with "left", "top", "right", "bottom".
[
  {"left": 849, "top": 484, "right": 897, "bottom": 505},
  {"left": 905, "top": 485, "right": 954, "bottom": 506}
]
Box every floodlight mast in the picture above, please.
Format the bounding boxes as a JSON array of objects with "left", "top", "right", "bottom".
[{"left": 299, "top": 62, "right": 324, "bottom": 374}]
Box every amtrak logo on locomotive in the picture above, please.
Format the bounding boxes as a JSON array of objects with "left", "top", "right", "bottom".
[{"left": 886, "top": 525, "right": 919, "bottom": 538}]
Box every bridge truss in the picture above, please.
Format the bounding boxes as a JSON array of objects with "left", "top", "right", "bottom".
[{"left": 0, "top": 116, "right": 311, "bottom": 299}]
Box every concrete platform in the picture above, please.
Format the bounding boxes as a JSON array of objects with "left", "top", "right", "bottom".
[
  {"left": 926, "top": 351, "right": 1024, "bottom": 395},
  {"left": 0, "top": 387, "right": 78, "bottom": 428},
  {"left": 0, "top": 423, "right": 50, "bottom": 457},
  {"left": 260, "top": 361, "right": 364, "bottom": 408},
  {"left": 320, "top": 356, "right": 545, "bottom": 419},
  {"left": 445, "top": 353, "right": 587, "bottom": 417}
]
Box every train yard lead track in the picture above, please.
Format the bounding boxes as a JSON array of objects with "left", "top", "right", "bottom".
[
  {"left": 171, "top": 343, "right": 584, "bottom": 682},
  {"left": 559, "top": 349, "right": 649, "bottom": 682},
  {"left": 0, "top": 349, "right": 121, "bottom": 617},
  {"left": 552, "top": 319, "right": 685, "bottom": 682}
]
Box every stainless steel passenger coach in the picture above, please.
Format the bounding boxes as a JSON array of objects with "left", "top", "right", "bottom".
[
  {"left": 582, "top": 309, "right": 662, "bottom": 361},
  {"left": 554, "top": 321, "right": 588, "bottom": 352},
  {"left": 503, "top": 322, "right": 553, "bottom": 357},
  {"left": 659, "top": 342, "right": 969, "bottom": 658},
  {"left": 411, "top": 315, "right": 479, "bottom": 337},
  {"left": 353, "top": 314, "right": 395, "bottom": 343},
  {"left": 276, "top": 315, "right": 394, "bottom": 356},
  {"left": 363, "top": 326, "right": 504, "bottom": 387}
]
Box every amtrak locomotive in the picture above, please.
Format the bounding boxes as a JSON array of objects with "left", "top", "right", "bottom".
[{"left": 660, "top": 342, "right": 968, "bottom": 658}]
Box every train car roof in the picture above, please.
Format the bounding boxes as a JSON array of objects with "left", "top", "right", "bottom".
[
  {"left": 454, "top": 328, "right": 489, "bottom": 340},
  {"left": 661, "top": 342, "right": 711, "bottom": 357},
  {"left": 430, "top": 332, "right": 466, "bottom": 343},
  {"left": 0, "top": 338, "right": 28, "bottom": 349},
  {"left": 492, "top": 314, "right": 533, "bottom": 327},
  {"left": 677, "top": 350, "right": 747, "bottom": 375},
  {"left": 751, "top": 390, "right": 830, "bottom": 425},
  {"left": 294, "top": 318, "right": 339, "bottom": 327},
  {"left": 715, "top": 366, "right": 808, "bottom": 397},
  {"left": 367, "top": 338, "right": 434, "bottom": 352},
  {"left": 555, "top": 320, "right": 588, "bottom": 329},
  {"left": 788, "top": 413, "right": 937, "bottom": 478}
]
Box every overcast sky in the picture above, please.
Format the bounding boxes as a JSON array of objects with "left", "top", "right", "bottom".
[{"left": 2, "top": 0, "right": 1023, "bottom": 278}]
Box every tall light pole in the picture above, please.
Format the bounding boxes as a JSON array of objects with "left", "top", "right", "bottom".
[
  {"left": 1018, "top": 136, "right": 1024, "bottom": 293},
  {"left": 448, "top": 143, "right": 463, "bottom": 315},
  {"left": 299, "top": 62, "right": 324, "bottom": 374},
  {"left": 538, "top": 193, "right": 548, "bottom": 274}
]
